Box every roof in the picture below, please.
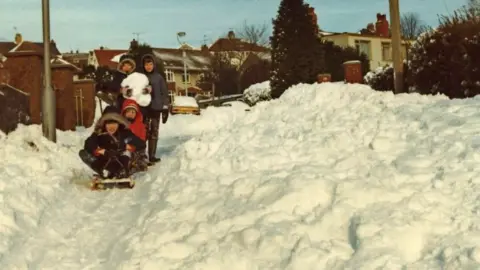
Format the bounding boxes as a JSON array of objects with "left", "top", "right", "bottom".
[
  {"left": 152, "top": 48, "right": 211, "bottom": 71},
  {"left": 51, "top": 57, "right": 82, "bottom": 72},
  {"left": 319, "top": 31, "right": 416, "bottom": 41},
  {"left": 209, "top": 38, "right": 269, "bottom": 53},
  {"left": 0, "top": 41, "right": 61, "bottom": 56},
  {"left": 93, "top": 49, "right": 128, "bottom": 69}
]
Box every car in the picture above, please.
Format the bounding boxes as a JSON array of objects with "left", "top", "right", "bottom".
[{"left": 171, "top": 95, "right": 200, "bottom": 115}]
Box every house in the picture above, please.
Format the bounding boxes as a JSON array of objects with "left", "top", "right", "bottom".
[
  {"left": 0, "top": 33, "right": 61, "bottom": 56},
  {"left": 0, "top": 33, "right": 95, "bottom": 130},
  {"left": 62, "top": 51, "right": 89, "bottom": 70},
  {"left": 0, "top": 83, "right": 30, "bottom": 134},
  {"left": 208, "top": 30, "right": 269, "bottom": 68},
  {"left": 88, "top": 48, "right": 128, "bottom": 69},
  {"left": 152, "top": 46, "right": 211, "bottom": 96},
  {"left": 320, "top": 13, "right": 415, "bottom": 70}
]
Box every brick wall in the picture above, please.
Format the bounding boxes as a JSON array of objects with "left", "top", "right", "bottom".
[
  {"left": 52, "top": 66, "right": 76, "bottom": 131},
  {"left": 4, "top": 52, "right": 43, "bottom": 124},
  {"left": 73, "top": 79, "right": 96, "bottom": 128}
]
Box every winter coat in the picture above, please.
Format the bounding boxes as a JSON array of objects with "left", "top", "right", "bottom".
[
  {"left": 121, "top": 99, "right": 146, "bottom": 141},
  {"left": 141, "top": 54, "right": 170, "bottom": 111},
  {"left": 108, "top": 57, "right": 136, "bottom": 94},
  {"left": 84, "top": 107, "right": 145, "bottom": 156}
]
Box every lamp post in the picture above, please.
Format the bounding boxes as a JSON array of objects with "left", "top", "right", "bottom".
[
  {"left": 389, "top": 0, "right": 404, "bottom": 94},
  {"left": 177, "top": 31, "right": 188, "bottom": 96},
  {"left": 42, "top": 0, "right": 56, "bottom": 141}
]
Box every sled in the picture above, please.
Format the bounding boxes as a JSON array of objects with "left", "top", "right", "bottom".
[{"left": 90, "top": 174, "right": 135, "bottom": 190}]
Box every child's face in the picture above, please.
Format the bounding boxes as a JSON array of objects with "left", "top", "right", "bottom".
[
  {"left": 105, "top": 122, "right": 119, "bottom": 134},
  {"left": 124, "top": 109, "right": 137, "bottom": 119},
  {"left": 144, "top": 61, "right": 154, "bottom": 73},
  {"left": 122, "top": 63, "right": 133, "bottom": 73}
]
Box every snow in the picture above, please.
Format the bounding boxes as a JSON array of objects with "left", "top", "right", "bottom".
[
  {"left": 110, "top": 52, "right": 126, "bottom": 63},
  {"left": 173, "top": 95, "right": 199, "bottom": 107},
  {"left": 2, "top": 82, "right": 480, "bottom": 268},
  {"left": 243, "top": 81, "right": 271, "bottom": 105},
  {"left": 120, "top": 72, "right": 151, "bottom": 107}
]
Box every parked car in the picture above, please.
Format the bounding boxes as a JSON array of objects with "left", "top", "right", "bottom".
[{"left": 171, "top": 95, "right": 200, "bottom": 115}]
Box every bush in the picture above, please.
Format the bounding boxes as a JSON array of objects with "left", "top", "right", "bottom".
[
  {"left": 408, "top": 8, "right": 480, "bottom": 98},
  {"left": 243, "top": 81, "right": 271, "bottom": 106},
  {"left": 323, "top": 41, "right": 370, "bottom": 81},
  {"left": 364, "top": 62, "right": 408, "bottom": 91}
]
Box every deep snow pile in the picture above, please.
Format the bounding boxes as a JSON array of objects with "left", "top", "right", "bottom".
[
  {"left": 1, "top": 82, "right": 480, "bottom": 269},
  {"left": 243, "top": 81, "right": 271, "bottom": 105}
]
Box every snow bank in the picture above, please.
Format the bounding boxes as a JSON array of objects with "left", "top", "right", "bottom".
[
  {"left": 243, "top": 81, "right": 271, "bottom": 105},
  {"left": 3, "top": 82, "right": 480, "bottom": 269},
  {"left": 173, "top": 96, "right": 199, "bottom": 107},
  {"left": 153, "top": 83, "right": 480, "bottom": 269}
]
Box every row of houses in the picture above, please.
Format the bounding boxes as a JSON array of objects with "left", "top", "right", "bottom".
[{"left": 0, "top": 8, "right": 414, "bottom": 134}]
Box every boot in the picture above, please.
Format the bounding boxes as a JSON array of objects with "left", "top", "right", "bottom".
[{"left": 148, "top": 139, "right": 161, "bottom": 165}]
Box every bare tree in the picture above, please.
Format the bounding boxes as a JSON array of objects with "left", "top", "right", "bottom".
[
  {"left": 467, "top": 0, "right": 480, "bottom": 12},
  {"left": 400, "top": 12, "right": 429, "bottom": 39},
  {"left": 236, "top": 20, "right": 269, "bottom": 46}
]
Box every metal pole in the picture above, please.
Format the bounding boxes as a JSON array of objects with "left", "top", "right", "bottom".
[
  {"left": 80, "top": 88, "right": 84, "bottom": 126},
  {"left": 389, "top": 0, "right": 404, "bottom": 94},
  {"left": 183, "top": 50, "right": 187, "bottom": 96},
  {"left": 42, "top": 0, "right": 56, "bottom": 141},
  {"left": 75, "top": 92, "right": 79, "bottom": 125}
]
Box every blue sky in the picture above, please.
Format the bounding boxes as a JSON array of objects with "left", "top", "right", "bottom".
[{"left": 0, "top": 0, "right": 466, "bottom": 52}]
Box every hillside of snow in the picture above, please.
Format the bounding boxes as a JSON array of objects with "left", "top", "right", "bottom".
[{"left": 1, "top": 82, "right": 480, "bottom": 269}]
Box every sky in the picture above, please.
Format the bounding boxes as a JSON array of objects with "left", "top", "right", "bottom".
[{"left": 0, "top": 0, "right": 466, "bottom": 53}]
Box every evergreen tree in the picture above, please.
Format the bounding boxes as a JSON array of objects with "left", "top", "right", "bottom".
[
  {"left": 128, "top": 40, "right": 166, "bottom": 79},
  {"left": 270, "top": 0, "right": 325, "bottom": 98}
]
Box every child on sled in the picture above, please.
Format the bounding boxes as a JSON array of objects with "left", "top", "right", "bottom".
[
  {"left": 121, "top": 99, "right": 150, "bottom": 172},
  {"left": 78, "top": 106, "right": 145, "bottom": 179}
]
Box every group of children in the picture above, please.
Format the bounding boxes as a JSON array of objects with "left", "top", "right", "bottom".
[{"left": 78, "top": 54, "right": 171, "bottom": 179}]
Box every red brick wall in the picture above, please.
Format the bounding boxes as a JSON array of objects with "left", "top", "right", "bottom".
[
  {"left": 52, "top": 67, "right": 76, "bottom": 131},
  {"left": 4, "top": 52, "right": 43, "bottom": 124},
  {"left": 73, "top": 79, "right": 96, "bottom": 128}
]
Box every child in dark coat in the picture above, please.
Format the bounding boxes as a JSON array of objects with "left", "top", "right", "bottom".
[
  {"left": 78, "top": 106, "right": 145, "bottom": 179},
  {"left": 108, "top": 55, "right": 136, "bottom": 108}
]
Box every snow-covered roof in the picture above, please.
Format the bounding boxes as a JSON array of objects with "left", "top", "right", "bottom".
[
  {"left": 153, "top": 48, "right": 210, "bottom": 71},
  {"left": 110, "top": 52, "right": 126, "bottom": 63}
]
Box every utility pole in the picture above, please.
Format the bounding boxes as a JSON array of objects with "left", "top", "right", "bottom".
[
  {"left": 42, "top": 0, "right": 56, "bottom": 141},
  {"left": 389, "top": 0, "right": 404, "bottom": 94}
]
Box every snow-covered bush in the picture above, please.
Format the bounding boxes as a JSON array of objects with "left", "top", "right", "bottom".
[
  {"left": 364, "top": 62, "right": 408, "bottom": 92},
  {"left": 242, "top": 81, "right": 271, "bottom": 106},
  {"left": 408, "top": 8, "right": 480, "bottom": 98}
]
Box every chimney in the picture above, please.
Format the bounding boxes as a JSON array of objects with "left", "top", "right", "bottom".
[
  {"left": 130, "top": 39, "right": 139, "bottom": 50},
  {"left": 308, "top": 6, "right": 319, "bottom": 34},
  {"left": 375, "top": 13, "right": 389, "bottom": 37},
  {"left": 201, "top": 44, "right": 209, "bottom": 55},
  {"left": 227, "top": 31, "right": 235, "bottom": 39},
  {"left": 14, "top": 33, "right": 22, "bottom": 44},
  {"left": 100, "top": 46, "right": 104, "bottom": 50}
]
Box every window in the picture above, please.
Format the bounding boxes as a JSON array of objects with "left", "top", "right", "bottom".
[
  {"left": 182, "top": 73, "right": 190, "bottom": 83},
  {"left": 355, "top": 40, "right": 371, "bottom": 59},
  {"left": 165, "top": 69, "right": 175, "bottom": 82},
  {"left": 381, "top": 42, "right": 392, "bottom": 61}
]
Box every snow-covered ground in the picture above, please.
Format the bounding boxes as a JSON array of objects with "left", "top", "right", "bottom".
[{"left": 1, "top": 82, "right": 480, "bottom": 269}]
